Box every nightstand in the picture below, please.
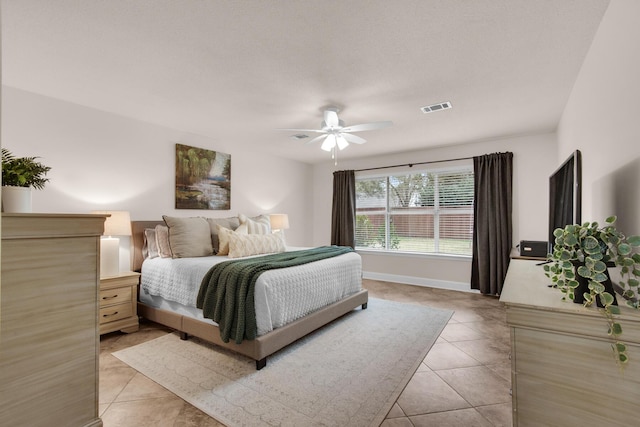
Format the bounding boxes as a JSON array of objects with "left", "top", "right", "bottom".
[{"left": 99, "top": 271, "right": 140, "bottom": 335}]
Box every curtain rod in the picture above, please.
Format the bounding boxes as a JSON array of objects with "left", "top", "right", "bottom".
[{"left": 354, "top": 155, "right": 474, "bottom": 172}]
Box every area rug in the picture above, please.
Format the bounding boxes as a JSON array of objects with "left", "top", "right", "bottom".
[{"left": 112, "top": 298, "right": 453, "bottom": 427}]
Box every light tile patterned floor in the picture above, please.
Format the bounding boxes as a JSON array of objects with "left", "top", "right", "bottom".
[{"left": 99, "top": 279, "right": 512, "bottom": 426}]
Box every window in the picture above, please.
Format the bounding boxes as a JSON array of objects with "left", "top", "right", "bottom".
[{"left": 355, "top": 164, "right": 474, "bottom": 256}]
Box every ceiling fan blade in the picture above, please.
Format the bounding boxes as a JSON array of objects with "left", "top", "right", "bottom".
[
  {"left": 341, "top": 121, "right": 393, "bottom": 133},
  {"left": 341, "top": 132, "right": 367, "bottom": 144},
  {"left": 321, "top": 134, "right": 336, "bottom": 152},
  {"left": 277, "top": 128, "right": 327, "bottom": 134},
  {"left": 306, "top": 134, "right": 328, "bottom": 145},
  {"left": 324, "top": 110, "right": 340, "bottom": 128}
]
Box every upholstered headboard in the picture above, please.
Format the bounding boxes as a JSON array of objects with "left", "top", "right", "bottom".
[{"left": 131, "top": 220, "right": 164, "bottom": 272}]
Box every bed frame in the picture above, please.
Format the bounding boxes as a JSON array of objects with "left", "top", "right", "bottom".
[{"left": 131, "top": 221, "right": 368, "bottom": 369}]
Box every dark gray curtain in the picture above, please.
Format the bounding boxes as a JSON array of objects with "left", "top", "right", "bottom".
[
  {"left": 331, "top": 170, "right": 356, "bottom": 248},
  {"left": 471, "top": 152, "right": 513, "bottom": 295}
]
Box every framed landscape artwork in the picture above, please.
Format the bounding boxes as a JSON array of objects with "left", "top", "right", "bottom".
[{"left": 175, "top": 143, "right": 231, "bottom": 210}]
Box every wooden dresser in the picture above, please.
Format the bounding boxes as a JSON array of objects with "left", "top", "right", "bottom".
[
  {"left": 500, "top": 259, "right": 640, "bottom": 427},
  {"left": 0, "top": 213, "right": 105, "bottom": 427}
]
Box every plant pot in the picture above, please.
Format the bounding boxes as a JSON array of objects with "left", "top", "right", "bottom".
[
  {"left": 573, "top": 273, "right": 590, "bottom": 305},
  {"left": 2, "top": 186, "right": 32, "bottom": 213},
  {"left": 573, "top": 262, "right": 618, "bottom": 307}
]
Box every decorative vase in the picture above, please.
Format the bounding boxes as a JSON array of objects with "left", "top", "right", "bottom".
[{"left": 2, "top": 186, "right": 32, "bottom": 213}]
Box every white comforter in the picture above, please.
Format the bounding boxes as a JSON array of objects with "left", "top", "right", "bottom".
[{"left": 140, "top": 249, "right": 362, "bottom": 336}]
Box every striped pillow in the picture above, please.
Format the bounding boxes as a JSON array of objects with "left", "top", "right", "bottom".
[
  {"left": 143, "top": 228, "right": 159, "bottom": 259},
  {"left": 238, "top": 213, "right": 271, "bottom": 234},
  {"left": 154, "top": 225, "right": 172, "bottom": 258}
]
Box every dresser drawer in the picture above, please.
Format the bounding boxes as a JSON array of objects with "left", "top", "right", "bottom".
[
  {"left": 99, "top": 286, "right": 132, "bottom": 307},
  {"left": 99, "top": 302, "right": 133, "bottom": 324}
]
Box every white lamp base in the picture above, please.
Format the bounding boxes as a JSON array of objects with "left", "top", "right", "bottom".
[
  {"left": 100, "top": 237, "right": 120, "bottom": 278},
  {"left": 273, "top": 229, "right": 287, "bottom": 246}
]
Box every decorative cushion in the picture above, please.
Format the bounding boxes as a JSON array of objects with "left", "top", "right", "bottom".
[
  {"left": 239, "top": 213, "right": 271, "bottom": 234},
  {"left": 216, "top": 224, "right": 248, "bottom": 256},
  {"left": 143, "top": 228, "right": 159, "bottom": 259},
  {"left": 206, "top": 216, "right": 241, "bottom": 254},
  {"left": 162, "top": 216, "right": 214, "bottom": 258},
  {"left": 228, "top": 232, "right": 286, "bottom": 258},
  {"left": 155, "top": 225, "right": 172, "bottom": 258}
]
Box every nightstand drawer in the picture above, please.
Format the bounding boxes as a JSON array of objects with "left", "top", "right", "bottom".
[
  {"left": 99, "top": 271, "right": 139, "bottom": 334},
  {"left": 99, "top": 286, "right": 132, "bottom": 307},
  {"left": 99, "top": 303, "right": 133, "bottom": 324}
]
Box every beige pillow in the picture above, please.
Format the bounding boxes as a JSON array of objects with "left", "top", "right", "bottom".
[
  {"left": 155, "top": 225, "right": 172, "bottom": 258},
  {"left": 239, "top": 213, "right": 271, "bottom": 234},
  {"left": 143, "top": 228, "right": 159, "bottom": 259},
  {"left": 162, "top": 216, "right": 214, "bottom": 258},
  {"left": 217, "top": 224, "right": 248, "bottom": 256},
  {"left": 206, "top": 216, "right": 241, "bottom": 254},
  {"left": 228, "top": 233, "right": 285, "bottom": 258}
]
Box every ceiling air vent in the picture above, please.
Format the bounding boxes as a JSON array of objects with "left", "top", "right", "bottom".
[{"left": 420, "top": 101, "right": 452, "bottom": 114}]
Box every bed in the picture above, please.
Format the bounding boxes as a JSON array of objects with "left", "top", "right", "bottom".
[{"left": 131, "top": 219, "right": 368, "bottom": 370}]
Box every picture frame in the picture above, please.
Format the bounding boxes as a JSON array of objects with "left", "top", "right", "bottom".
[{"left": 175, "top": 143, "right": 231, "bottom": 210}]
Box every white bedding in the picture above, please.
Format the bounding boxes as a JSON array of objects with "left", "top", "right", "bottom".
[{"left": 140, "top": 249, "right": 362, "bottom": 336}]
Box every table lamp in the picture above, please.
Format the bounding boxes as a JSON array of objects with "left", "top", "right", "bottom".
[
  {"left": 269, "top": 213, "right": 289, "bottom": 243},
  {"left": 93, "top": 210, "right": 132, "bottom": 277}
]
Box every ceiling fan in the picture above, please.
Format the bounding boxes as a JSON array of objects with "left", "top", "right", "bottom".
[{"left": 279, "top": 107, "right": 392, "bottom": 161}]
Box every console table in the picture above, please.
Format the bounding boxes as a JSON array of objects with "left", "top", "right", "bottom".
[
  {"left": 500, "top": 259, "right": 640, "bottom": 426},
  {"left": 0, "top": 213, "right": 105, "bottom": 427}
]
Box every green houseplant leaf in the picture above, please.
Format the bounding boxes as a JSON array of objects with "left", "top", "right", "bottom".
[
  {"left": 545, "top": 216, "right": 640, "bottom": 367},
  {"left": 1, "top": 148, "right": 51, "bottom": 190}
]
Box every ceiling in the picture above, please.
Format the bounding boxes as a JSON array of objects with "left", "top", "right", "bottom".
[{"left": 1, "top": 0, "right": 610, "bottom": 164}]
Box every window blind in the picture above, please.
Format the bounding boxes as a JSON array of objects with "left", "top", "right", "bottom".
[{"left": 355, "top": 164, "right": 474, "bottom": 256}]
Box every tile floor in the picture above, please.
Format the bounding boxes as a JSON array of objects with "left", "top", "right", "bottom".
[{"left": 99, "top": 279, "right": 513, "bottom": 426}]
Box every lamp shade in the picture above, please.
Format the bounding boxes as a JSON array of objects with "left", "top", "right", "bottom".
[
  {"left": 269, "top": 214, "right": 290, "bottom": 230},
  {"left": 92, "top": 210, "right": 132, "bottom": 236}
]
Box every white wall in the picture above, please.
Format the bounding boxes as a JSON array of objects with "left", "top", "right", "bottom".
[
  {"left": 312, "top": 133, "right": 557, "bottom": 289},
  {"left": 558, "top": 0, "right": 640, "bottom": 237},
  {"left": 2, "top": 87, "right": 314, "bottom": 268}
]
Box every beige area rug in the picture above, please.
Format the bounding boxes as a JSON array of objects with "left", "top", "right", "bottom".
[{"left": 113, "top": 298, "right": 452, "bottom": 427}]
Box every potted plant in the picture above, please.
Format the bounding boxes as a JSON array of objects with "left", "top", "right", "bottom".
[
  {"left": 544, "top": 216, "right": 640, "bottom": 365},
  {"left": 1, "top": 148, "right": 51, "bottom": 212}
]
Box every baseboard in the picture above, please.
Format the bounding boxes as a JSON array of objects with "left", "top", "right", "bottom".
[{"left": 362, "top": 271, "right": 478, "bottom": 294}]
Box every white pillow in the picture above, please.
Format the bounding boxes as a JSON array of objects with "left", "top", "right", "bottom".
[
  {"left": 206, "top": 216, "right": 241, "bottom": 254},
  {"left": 228, "top": 233, "right": 285, "bottom": 258},
  {"left": 238, "top": 213, "right": 271, "bottom": 234},
  {"left": 217, "top": 224, "right": 248, "bottom": 256}
]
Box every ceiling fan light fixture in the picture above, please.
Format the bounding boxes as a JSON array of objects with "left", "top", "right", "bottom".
[
  {"left": 336, "top": 135, "right": 349, "bottom": 150},
  {"left": 279, "top": 107, "right": 392, "bottom": 163},
  {"left": 321, "top": 134, "right": 336, "bottom": 152}
]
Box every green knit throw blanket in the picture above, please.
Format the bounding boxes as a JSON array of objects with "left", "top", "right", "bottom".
[{"left": 196, "top": 246, "right": 354, "bottom": 344}]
